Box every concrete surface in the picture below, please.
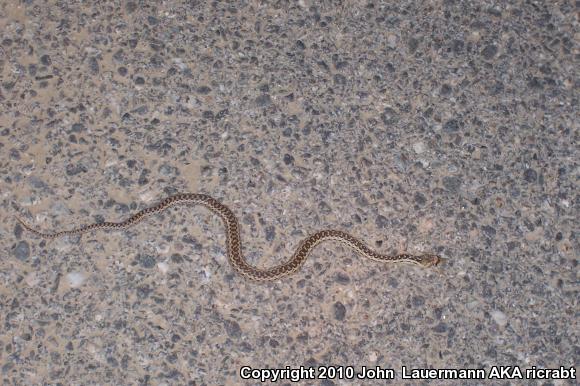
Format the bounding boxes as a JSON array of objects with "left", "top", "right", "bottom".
[{"left": 1, "top": 1, "right": 577, "bottom": 385}]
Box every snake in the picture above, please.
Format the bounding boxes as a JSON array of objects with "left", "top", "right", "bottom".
[{"left": 15, "top": 193, "right": 444, "bottom": 281}]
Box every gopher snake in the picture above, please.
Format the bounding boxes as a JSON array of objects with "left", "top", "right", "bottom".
[{"left": 16, "top": 193, "right": 444, "bottom": 281}]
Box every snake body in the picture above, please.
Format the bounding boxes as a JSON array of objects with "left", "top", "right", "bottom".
[{"left": 16, "top": 193, "right": 444, "bottom": 281}]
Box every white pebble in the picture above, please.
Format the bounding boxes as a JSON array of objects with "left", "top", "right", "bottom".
[
  {"left": 139, "top": 190, "right": 157, "bottom": 203},
  {"left": 157, "top": 262, "right": 169, "bottom": 274},
  {"left": 66, "top": 272, "right": 86, "bottom": 288},
  {"left": 387, "top": 34, "right": 398, "bottom": 48},
  {"left": 25, "top": 272, "right": 40, "bottom": 287},
  {"left": 413, "top": 142, "right": 425, "bottom": 154},
  {"left": 491, "top": 310, "right": 508, "bottom": 327}
]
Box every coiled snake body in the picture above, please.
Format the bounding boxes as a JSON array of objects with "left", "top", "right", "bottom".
[{"left": 16, "top": 193, "right": 444, "bottom": 281}]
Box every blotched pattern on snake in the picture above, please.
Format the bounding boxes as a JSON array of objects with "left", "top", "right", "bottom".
[{"left": 16, "top": 193, "right": 444, "bottom": 281}]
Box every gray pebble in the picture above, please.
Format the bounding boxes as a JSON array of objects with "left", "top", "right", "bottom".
[
  {"left": 27, "top": 176, "right": 47, "bottom": 189},
  {"left": 9, "top": 149, "right": 20, "bottom": 160},
  {"left": 264, "top": 225, "right": 275, "bottom": 242},
  {"left": 334, "top": 272, "right": 350, "bottom": 284},
  {"left": 12, "top": 241, "right": 30, "bottom": 261},
  {"left": 112, "top": 49, "right": 124, "bottom": 63},
  {"left": 255, "top": 94, "right": 271, "bottom": 107},
  {"left": 432, "top": 322, "right": 448, "bottom": 333},
  {"left": 318, "top": 201, "right": 332, "bottom": 214},
  {"left": 14, "top": 223, "right": 22, "bottom": 239},
  {"left": 239, "top": 342, "right": 254, "bottom": 352},
  {"left": 158, "top": 164, "right": 177, "bottom": 176},
  {"left": 70, "top": 123, "right": 85, "bottom": 133},
  {"left": 3, "top": 362, "right": 13, "bottom": 374},
  {"left": 412, "top": 295, "right": 425, "bottom": 307},
  {"left": 138, "top": 169, "right": 150, "bottom": 185},
  {"left": 408, "top": 37, "right": 419, "bottom": 52},
  {"left": 443, "top": 119, "right": 460, "bottom": 133},
  {"left": 125, "top": 2, "right": 137, "bottom": 12},
  {"left": 147, "top": 16, "right": 158, "bottom": 25},
  {"left": 181, "top": 235, "right": 203, "bottom": 251},
  {"left": 523, "top": 168, "right": 537, "bottom": 183},
  {"left": 482, "top": 225, "right": 496, "bottom": 237},
  {"left": 528, "top": 77, "right": 543, "bottom": 89},
  {"left": 196, "top": 86, "right": 211, "bottom": 94},
  {"left": 375, "top": 215, "right": 389, "bottom": 229},
  {"left": 451, "top": 39, "right": 464, "bottom": 53},
  {"left": 333, "top": 302, "right": 346, "bottom": 321},
  {"left": 88, "top": 57, "right": 99, "bottom": 75},
  {"left": 170, "top": 253, "right": 184, "bottom": 263},
  {"left": 380, "top": 107, "right": 399, "bottom": 125},
  {"left": 40, "top": 54, "right": 51, "bottom": 66},
  {"left": 481, "top": 44, "right": 498, "bottom": 60},
  {"left": 414, "top": 192, "right": 426, "bottom": 205},
  {"left": 136, "top": 285, "right": 152, "bottom": 299},
  {"left": 333, "top": 74, "right": 347, "bottom": 85},
  {"left": 132, "top": 105, "right": 148, "bottom": 115},
  {"left": 135, "top": 254, "right": 156, "bottom": 269},
  {"left": 443, "top": 176, "right": 462, "bottom": 193},
  {"left": 66, "top": 163, "right": 87, "bottom": 176},
  {"left": 224, "top": 319, "right": 242, "bottom": 338}
]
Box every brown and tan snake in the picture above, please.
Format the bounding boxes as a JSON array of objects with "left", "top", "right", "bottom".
[{"left": 16, "top": 193, "right": 444, "bottom": 281}]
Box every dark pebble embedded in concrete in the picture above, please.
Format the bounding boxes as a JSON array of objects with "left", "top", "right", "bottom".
[
  {"left": 524, "top": 168, "right": 537, "bottom": 183},
  {"left": 283, "top": 154, "right": 294, "bottom": 165},
  {"left": 333, "top": 302, "right": 346, "bottom": 321},
  {"left": 442, "top": 176, "right": 462, "bottom": 193},
  {"left": 443, "top": 119, "right": 460, "bottom": 132},
  {"left": 40, "top": 54, "right": 51, "bottom": 66},
  {"left": 135, "top": 254, "right": 156, "bottom": 269},
  {"left": 334, "top": 273, "right": 350, "bottom": 284},
  {"left": 380, "top": 107, "right": 399, "bottom": 125},
  {"left": 433, "top": 322, "right": 448, "bottom": 333},
  {"left": 66, "top": 163, "right": 88, "bottom": 176},
  {"left": 481, "top": 44, "right": 498, "bottom": 59},
  {"left": 414, "top": 192, "right": 426, "bottom": 205},
  {"left": 197, "top": 86, "right": 211, "bottom": 94},
  {"left": 375, "top": 215, "right": 389, "bottom": 229},
  {"left": 255, "top": 94, "right": 271, "bottom": 107},
  {"left": 12, "top": 241, "right": 30, "bottom": 261},
  {"left": 264, "top": 225, "right": 276, "bottom": 242},
  {"left": 224, "top": 320, "right": 242, "bottom": 338},
  {"left": 136, "top": 285, "right": 152, "bottom": 299}
]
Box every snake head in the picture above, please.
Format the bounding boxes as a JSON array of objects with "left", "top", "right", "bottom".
[{"left": 419, "top": 254, "right": 446, "bottom": 267}]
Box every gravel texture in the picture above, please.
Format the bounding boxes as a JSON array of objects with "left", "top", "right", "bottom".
[{"left": 1, "top": 1, "right": 577, "bottom": 385}]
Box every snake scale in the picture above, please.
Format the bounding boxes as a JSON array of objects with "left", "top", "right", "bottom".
[{"left": 16, "top": 193, "right": 444, "bottom": 281}]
